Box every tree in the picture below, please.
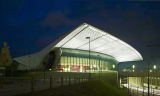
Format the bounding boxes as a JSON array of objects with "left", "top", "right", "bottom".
[{"left": 0, "top": 42, "right": 13, "bottom": 77}]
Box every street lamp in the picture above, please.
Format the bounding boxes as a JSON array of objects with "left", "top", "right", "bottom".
[
  {"left": 97, "top": 55, "right": 100, "bottom": 81},
  {"left": 86, "top": 37, "right": 90, "bottom": 81},
  {"left": 29, "top": 55, "right": 31, "bottom": 71},
  {"left": 11, "top": 63, "right": 13, "bottom": 77},
  {"left": 43, "top": 62, "right": 46, "bottom": 84},
  {"left": 146, "top": 45, "right": 160, "bottom": 96}
]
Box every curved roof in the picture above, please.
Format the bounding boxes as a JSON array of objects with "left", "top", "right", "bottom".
[
  {"left": 14, "top": 23, "right": 143, "bottom": 68},
  {"left": 55, "top": 23, "right": 143, "bottom": 62}
]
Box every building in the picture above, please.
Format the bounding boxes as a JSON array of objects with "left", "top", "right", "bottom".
[{"left": 14, "top": 23, "right": 143, "bottom": 72}]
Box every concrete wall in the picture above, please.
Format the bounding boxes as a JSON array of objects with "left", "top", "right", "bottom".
[{"left": 43, "top": 72, "right": 91, "bottom": 78}]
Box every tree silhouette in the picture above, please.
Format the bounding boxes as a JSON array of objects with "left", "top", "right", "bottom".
[{"left": 0, "top": 42, "right": 13, "bottom": 77}]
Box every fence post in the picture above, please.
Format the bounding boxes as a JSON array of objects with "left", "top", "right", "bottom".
[
  {"left": 50, "top": 76, "right": 52, "bottom": 89},
  {"left": 13, "top": 78, "right": 14, "bottom": 83},
  {"left": 151, "top": 86, "right": 152, "bottom": 96},
  {"left": 69, "top": 77, "right": 70, "bottom": 85},
  {"left": 61, "top": 77, "right": 63, "bottom": 87},
  {"left": 143, "top": 86, "right": 144, "bottom": 96},
  {"left": 75, "top": 77, "right": 76, "bottom": 84},
  {"left": 31, "top": 77, "right": 34, "bottom": 92},
  {"left": 57, "top": 78, "right": 59, "bottom": 83},
  {"left": 35, "top": 78, "right": 36, "bottom": 85},
  {"left": 21, "top": 79, "right": 23, "bottom": 87},
  {"left": 137, "top": 86, "right": 138, "bottom": 96},
  {"left": 44, "top": 77, "right": 45, "bottom": 84},
  {"left": 0, "top": 78, "right": 3, "bottom": 88},
  {"left": 123, "top": 84, "right": 124, "bottom": 92}
]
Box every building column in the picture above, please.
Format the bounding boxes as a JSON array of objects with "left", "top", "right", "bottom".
[{"left": 142, "top": 77, "right": 144, "bottom": 87}]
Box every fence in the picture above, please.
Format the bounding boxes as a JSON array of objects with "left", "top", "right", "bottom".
[{"left": 0, "top": 77, "right": 97, "bottom": 95}]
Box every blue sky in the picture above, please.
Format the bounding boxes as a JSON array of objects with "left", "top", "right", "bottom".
[{"left": 0, "top": 0, "right": 160, "bottom": 70}]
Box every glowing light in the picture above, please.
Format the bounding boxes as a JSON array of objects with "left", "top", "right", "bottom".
[
  {"left": 154, "top": 65, "right": 156, "bottom": 69},
  {"left": 133, "top": 70, "right": 134, "bottom": 72},
  {"left": 113, "top": 65, "right": 115, "bottom": 68},
  {"left": 49, "top": 69, "right": 51, "bottom": 70},
  {"left": 132, "top": 65, "right": 135, "bottom": 69},
  {"left": 150, "top": 70, "right": 152, "bottom": 72}
]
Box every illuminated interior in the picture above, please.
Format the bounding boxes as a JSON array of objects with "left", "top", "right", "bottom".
[{"left": 57, "top": 56, "right": 114, "bottom": 72}]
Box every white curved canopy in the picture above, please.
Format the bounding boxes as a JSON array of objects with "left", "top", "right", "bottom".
[
  {"left": 14, "top": 23, "right": 143, "bottom": 68},
  {"left": 55, "top": 23, "right": 143, "bottom": 62}
]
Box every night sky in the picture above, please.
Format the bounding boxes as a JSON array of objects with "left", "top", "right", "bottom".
[{"left": 1, "top": 0, "right": 160, "bottom": 71}]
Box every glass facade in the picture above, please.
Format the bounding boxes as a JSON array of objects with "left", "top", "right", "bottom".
[{"left": 56, "top": 56, "right": 115, "bottom": 72}]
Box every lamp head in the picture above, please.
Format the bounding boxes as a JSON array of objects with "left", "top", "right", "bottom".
[{"left": 85, "top": 37, "right": 90, "bottom": 39}]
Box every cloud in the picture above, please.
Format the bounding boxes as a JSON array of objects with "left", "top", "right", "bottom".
[{"left": 40, "top": 12, "right": 77, "bottom": 28}]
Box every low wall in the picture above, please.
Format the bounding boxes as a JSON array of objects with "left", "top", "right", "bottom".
[{"left": 44, "top": 72, "right": 91, "bottom": 78}]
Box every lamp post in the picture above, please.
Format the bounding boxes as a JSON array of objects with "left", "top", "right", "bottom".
[
  {"left": 43, "top": 62, "right": 46, "bottom": 84},
  {"left": 29, "top": 55, "right": 31, "bottom": 72},
  {"left": 97, "top": 55, "right": 100, "bottom": 81},
  {"left": 146, "top": 45, "right": 160, "bottom": 96},
  {"left": 12, "top": 63, "right": 13, "bottom": 77},
  {"left": 86, "top": 37, "right": 90, "bottom": 81}
]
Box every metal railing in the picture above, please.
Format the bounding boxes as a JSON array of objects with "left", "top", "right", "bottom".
[{"left": 0, "top": 77, "right": 98, "bottom": 95}]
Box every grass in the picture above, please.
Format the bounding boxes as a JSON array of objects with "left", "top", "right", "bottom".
[
  {"left": 4, "top": 71, "right": 44, "bottom": 77},
  {"left": 15, "top": 80, "right": 128, "bottom": 96}
]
